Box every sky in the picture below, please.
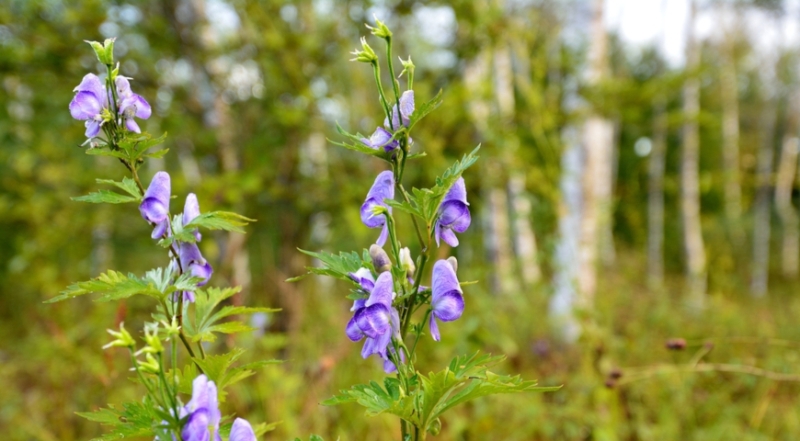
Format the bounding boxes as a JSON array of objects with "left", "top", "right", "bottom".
[{"left": 605, "top": 0, "right": 800, "bottom": 67}]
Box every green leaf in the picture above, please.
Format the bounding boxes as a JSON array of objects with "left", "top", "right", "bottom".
[
  {"left": 322, "top": 378, "right": 415, "bottom": 422},
  {"left": 76, "top": 400, "right": 160, "bottom": 441},
  {"left": 191, "top": 348, "right": 281, "bottom": 398},
  {"left": 72, "top": 190, "right": 139, "bottom": 204},
  {"left": 425, "top": 145, "right": 480, "bottom": 223},
  {"left": 296, "top": 249, "right": 371, "bottom": 282},
  {"left": 95, "top": 177, "right": 143, "bottom": 199},
  {"left": 408, "top": 89, "right": 443, "bottom": 130},
  {"left": 47, "top": 270, "right": 162, "bottom": 303},
  {"left": 183, "top": 286, "right": 279, "bottom": 342},
  {"left": 184, "top": 211, "right": 255, "bottom": 234}
]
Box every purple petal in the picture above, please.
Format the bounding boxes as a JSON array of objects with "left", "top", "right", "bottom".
[
  {"left": 376, "top": 223, "right": 389, "bottom": 246},
  {"left": 440, "top": 201, "right": 471, "bottom": 233},
  {"left": 434, "top": 220, "right": 442, "bottom": 247},
  {"left": 140, "top": 172, "right": 171, "bottom": 223},
  {"left": 132, "top": 94, "right": 152, "bottom": 119},
  {"left": 432, "top": 260, "right": 461, "bottom": 303},
  {"left": 346, "top": 315, "right": 365, "bottom": 341},
  {"left": 365, "top": 171, "right": 395, "bottom": 208},
  {"left": 399, "top": 90, "right": 414, "bottom": 127},
  {"left": 180, "top": 242, "right": 212, "bottom": 285},
  {"left": 440, "top": 228, "right": 459, "bottom": 247},
  {"left": 362, "top": 127, "right": 393, "bottom": 150},
  {"left": 115, "top": 75, "right": 132, "bottom": 96},
  {"left": 181, "top": 408, "right": 211, "bottom": 441},
  {"left": 360, "top": 199, "right": 386, "bottom": 229},
  {"left": 74, "top": 73, "right": 106, "bottom": 100},
  {"left": 443, "top": 177, "right": 468, "bottom": 204},
  {"left": 350, "top": 298, "right": 366, "bottom": 312},
  {"left": 70, "top": 91, "right": 103, "bottom": 120},
  {"left": 432, "top": 290, "right": 464, "bottom": 322},
  {"left": 230, "top": 418, "right": 257, "bottom": 441},
  {"left": 384, "top": 357, "right": 398, "bottom": 373},
  {"left": 183, "top": 193, "right": 202, "bottom": 242},
  {"left": 189, "top": 260, "right": 213, "bottom": 286},
  {"left": 355, "top": 303, "right": 391, "bottom": 339},
  {"left": 85, "top": 120, "right": 102, "bottom": 138},
  {"left": 151, "top": 219, "right": 169, "bottom": 239},
  {"left": 367, "top": 272, "right": 393, "bottom": 308},
  {"left": 429, "top": 314, "right": 441, "bottom": 342},
  {"left": 361, "top": 329, "right": 392, "bottom": 359},
  {"left": 125, "top": 117, "right": 141, "bottom": 133}
]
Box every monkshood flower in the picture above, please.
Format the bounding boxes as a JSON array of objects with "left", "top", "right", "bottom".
[
  {"left": 346, "top": 272, "right": 400, "bottom": 368},
  {"left": 434, "top": 177, "right": 471, "bottom": 247},
  {"left": 139, "top": 172, "right": 171, "bottom": 239},
  {"left": 348, "top": 267, "right": 375, "bottom": 312},
  {"left": 182, "top": 193, "right": 202, "bottom": 242},
  {"left": 178, "top": 241, "right": 213, "bottom": 303},
  {"left": 360, "top": 171, "right": 395, "bottom": 246},
  {"left": 115, "top": 76, "right": 152, "bottom": 133},
  {"left": 69, "top": 73, "right": 109, "bottom": 138},
  {"left": 429, "top": 259, "right": 464, "bottom": 341},
  {"left": 384, "top": 90, "right": 414, "bottom": 131},
  {"left": 361, "top": 127, "right": 399, "bottom": 152},
  {"left": 181, "top": 375, "right": 222, "bottom": 441},
  {"left": 229, "top": 418, "right": 257, "bottom": 441}
]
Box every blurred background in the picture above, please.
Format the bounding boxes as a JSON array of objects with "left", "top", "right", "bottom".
[{"left": 4, "top": 0, "right": 800, "bottom": 439}]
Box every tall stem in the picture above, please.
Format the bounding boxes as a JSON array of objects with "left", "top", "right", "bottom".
[{"left": 371, "top": 61, "right": 394, "bottom": 130}]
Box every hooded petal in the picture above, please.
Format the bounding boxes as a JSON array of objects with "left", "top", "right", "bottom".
[
  {"left": 362, "top": 127, "right": 397, "bottom": 151},
  {"left": 432, "top": 290, "right": 464, "bottom": 322},
  {"left": 70, "top": 91, "right": 103, "bottom": 120},
  {"left": 384, "top": 90, "right": 415, "bottom": 130},
  {"left": 230, "top": 418, "right": 257, "bottom": 441},
  {"left": 367, "top": 271, "right": 394, "bottom": 308},
  {"left": 360, "top": 171, "right": 395, "bottom": 228},
  {"left": 132, "top": 94, "right": 152, "bottom": 119},
  {"left": 75, "top": 73, "right": 106, "bottom": 96},
  {"left": 432, "top": 260, "right": 461, "bottom": 304},
  {"left": 350, "top": 298, "right": 367, "bottom": 312},
  {"left": 139, "top": 172, "right": 171, "bottom": 224},
  {"left": 443, "top": 177, "right": 468, "bottom": 204},
  {"left": 355, "top": 303, "right": 392, "bottom": 339},
  {"left": 183, "top": 193, "right": 202, "bottom": 242},
  {"left": 180, "top": 242, "right": 212, "bottom": 286},
  {"left": 189, "top": 260, "right": 213, "bottom": 286},
  {"left": 439, "top": 200, "right": 471, "bottom": 232},
  {"left": 115, "top": 76, "right": 132, "bottom": 97},
  {"left": 181, "top": 408, "right": 211, "bottom": 441}
]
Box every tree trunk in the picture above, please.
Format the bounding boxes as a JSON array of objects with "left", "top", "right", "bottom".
[
  {"left": 751, "top": 104, "right": 776, "bottom": 296},
  {"left": 648, "top": 98, "right": 667, "bottom": 288},
  {"left": 720, "top": 9, "right": 742, "bottom": 221},
  {"left": 775, "top": 136, "right": 799, "bottom": 278},
  {"left": 681, "top": 0, "right": 707, "bottom": 307}
]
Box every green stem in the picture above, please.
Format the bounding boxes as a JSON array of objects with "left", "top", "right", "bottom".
[
  {"left": 409, "top": 308, "right": 432, "bottom": 358},
  {"left": 384, "top": 36, "right": 402, "bottom": 121},
  {"left": 398, "top": 184, "right": 427, "bottom": 251},
  {"left": 157, "top": 352, "right": 180, "bottom": 421},
  {"left": 128, "top": 348, "right": 160, "bottom": 406},
  {"left": 371, "top": 61, "right": 394, "bottom": 130},
  {"left": 196, "top": 340, "right": 206, "bottom": 359}
]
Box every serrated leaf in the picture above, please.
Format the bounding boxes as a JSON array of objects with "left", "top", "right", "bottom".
[
  {"left": 322, "top": 379, "right": 415, "bottom": 421},
  {"left": 191, "top": 349, "right": 281, "bottom": 396},
  {"left": 184, "top": 211, "right": 255, "bottom": 234},
  {"left": 184, "top": 287, "right": 277, "bottom": 342},
  {"left": 297, "top": 249, "right": 371, "bottom": 282},
  {"left": 143, "top": 148, "right": 169, "bottom": 159},
  {"left": 426, "top": 145, "right": 480, "bottom": 223},
  {"left": 72, "top": 190, "right": 139, "bottom": 204},
  {"left": 47, "top": 270, "right": 162, "bottom": 303},
  {"left": 76, "top": 401, "right": 161, "bottom": 441},
  {"left": 85, "top": 148, "right": 128, "bottom": 159},
  {"left": 408, "top": 89, "right": 443, "bottom": 130},
  {"left": 96, "top": 177, "right": 143, "bottom": 199}
]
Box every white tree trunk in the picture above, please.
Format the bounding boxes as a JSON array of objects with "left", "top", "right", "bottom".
[
  {"left": 648, "top": 98, "right": 667, "bottom": 288},
  {"left": 775, "top": 136, "right": 799, "bottom": 278},
  {"left": 682, "top": 0, "right": 707, "bottom": 307}
]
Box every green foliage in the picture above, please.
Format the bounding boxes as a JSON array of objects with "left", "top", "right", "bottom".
[
  {"left": 86, "top": 132, "right": 168, "bottom": 166},
  {"left": 46, "top": 268, "right": 202, "bottom": 303},
  {"left": 160, "top": 211, "right": 255, "bottom": 247},
  {"left": 191, "top": 348, "right": 282, "bottom": 399},
  {"left": 324, "top": 353, "right": 558, "bottom": 433},
  {"left": 183, "top": 286, "right": 280, "bottom": 342},
  {"left": 330, "top": 123, "right": 393, "bottom": 160},
  {"left": 76, "top": 400, "right": 160, "bottom": 441},
  {"left": 293, "top": 436, "right": 325, "bottom": 441},
  {"left": 72, "top": 177, "right": 143, "bottom": 204},
  {"left": 292, "top": 249, "right": 372, "bottom": 282},
  {"left": 407, "top": 89, "right": 443, "bottom": 130}
]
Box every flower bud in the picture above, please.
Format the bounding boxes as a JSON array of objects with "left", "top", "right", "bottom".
[
  {"left": 427, "top": 418, "right": 442, "bottom": 436},
  {"left": 370, "top": 244, "right": 392, "bottom": 273},
  {"left": 136, "top": 322, "right": 164, "bottom": 355},
  {"left": 399, "top": 56, "right": 415, "bottom": 78},
  {"left": 367, "top": 17, "right": 392, "bottom": 39},
  {"left": 399, "top": 247, "right": 415, "bottom": 277},
  {"left": 103, "top": 322, "right": 135, "bottom": 350},
  {"left": 350, "top": 37, "right": 378, "bottom": 63},
  {"left": 138, "top": 353, "right": 160, "bottom": 374},
  {"left": 85, "top": 38, "right": 115, "bottom": 66},
  {"left": 446, "top": 256, "right": 458, "bottom": 273}
]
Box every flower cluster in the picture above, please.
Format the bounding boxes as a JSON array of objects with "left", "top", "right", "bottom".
[
  {"left": 139, "top": 171, "right": 213, "bottom": 302},
  {"left": 69, "top": 73, "right": 151, "bottom": 139},
  {"left": 180, "top": 375, "right": 256, "bottom": 441}
]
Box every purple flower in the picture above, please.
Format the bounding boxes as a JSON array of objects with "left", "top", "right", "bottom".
[
  {"left": 345, "top": 272, "right": 399, "bottom": 367},
  {"left": 229, "top": 418, "right": 257, "bottom": 441},
  {"left": 384, "top": 90, "right": 414, "bottom": 131},
  {"left": 69, "top": 73, "right": 109, "bottom": 138},
  {"left": 360, "top": 171, "right": 395, "bottom": 247},
  {"left": 361, "top": 127, "right": 399, "bottom": 152},
  {"left": 434, "top": 177, "right": 471, "bottom": 247},
  {"left": 429, "top": 259, "right": 464, "bottom": 341},
  {"left": 181, "top": 375, "right": 221, "bottom": 441},
  {"left": 182, "top": 193, "right": 202, "bottom": 242},
  {"left": 348, "top": 267, "right": 375, "bottom": 311},
  {"left": 178, "top": 241, "right": 213, "bottom": 302},
  {"left": 139, "top": 172, "right": 171, "bottom": 239},
  {"left": 115, "top": 76, "right": 152, "bottom": 133}
]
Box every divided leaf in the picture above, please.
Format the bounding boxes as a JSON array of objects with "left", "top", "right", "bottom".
[
  {"left": 294, "top": 249, "right": 371, "bottom": 282},
  {"left": 183, "top": 286, "right": 279, "bottom": 342},
  {"left": 73, "top": 177, "right": 143, "bottom": 204},
  {"left": 76, "top": 400, "right": 161, "bottom": 441},
  {"left": 191, "top": 348, "right": 282, "bottom": 399},
  {"left": 47, "top": 270, "right": 162, "bottom": 303},
  {"left": 408, "top": 89, "right": 443, "bottom": 130}
]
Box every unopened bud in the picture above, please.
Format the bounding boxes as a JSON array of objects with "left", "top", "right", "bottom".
[
  {"left": 369, "top": 244, "right": 391, "bottom": 273},
  {"left": 427, "top": 417, "right": 442, "bottom": 436},
  {"left": 366, "top": 16, "right": 392, "bottom": 39},
  {"left": 136, "top": 322, "right": 164, "bottom": 355},
  {"left": 665, "top": 338, "right": 686, "bottom": 351},
  {"left": 138, "top": 353, "right": 160, "bottom": 374},
  {"left": 399, "top": 247, "right": 415, "bottom": 277},
  {"left": 447, "top": 256, "right": 458, "bottom": 273},
  {"left": 350, "top": 37, "right": 378, "bottom": 63},
  {"left": 103, "top": 322, "right": 135, "bottom": 350}
]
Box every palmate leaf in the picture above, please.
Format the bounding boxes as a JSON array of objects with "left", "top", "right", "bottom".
[
  {"left": 184, "top": 211, "right": 255, "bottom": 234},
  {"left": 322, "top": 377, "right": 415, "bottom": 421},
  {"left": 47, "top": 270, "right": 162, "bottom": 303},
  {"left": 73, "top": 177, "right": 143, "bottom": 204},
  {"left": 120, "top": 132, "right": 168, "bottom": 161},
  {"left": 192, "top": 348, "right": 282, "bottom": 400},
  {"left": 76, "top": 400, "right": 160, "bottom": 441},
  {"left": 183, "top": 286, "right": 280, "bottom": 342},
  {"left": 292, "top": 249, "right": 371, "bottom": 282}
]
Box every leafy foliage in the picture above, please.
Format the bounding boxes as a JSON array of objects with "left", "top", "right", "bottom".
[
  {"left": 183, "top": 286, "right": 280, "bottom": 342},
  {"left": 291, "top": 249, "right": 372, "bottom": 282},
  {"left": 86, "top": 132, "right": 168, "bottom": 166},
  {"left": 159, "top": 211, "right": 255, "bottom": 247},
  {"left": 191, "top": 348, "right": 282, "bottom": 399},
  {"left": 323, "top": 353, "right": 558, "bottom": 433},
  {"left": 408, "top": 89, "right": 443, "bottom": 130},
  {"left": 46, "top": 268, "right": 202, "bottom": 303},
  {"left": 72, "top": 177, "right": 143, "bottom": 204},
  {"left": 76, "top": 400, "right": 160, "bottom": 441}
]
